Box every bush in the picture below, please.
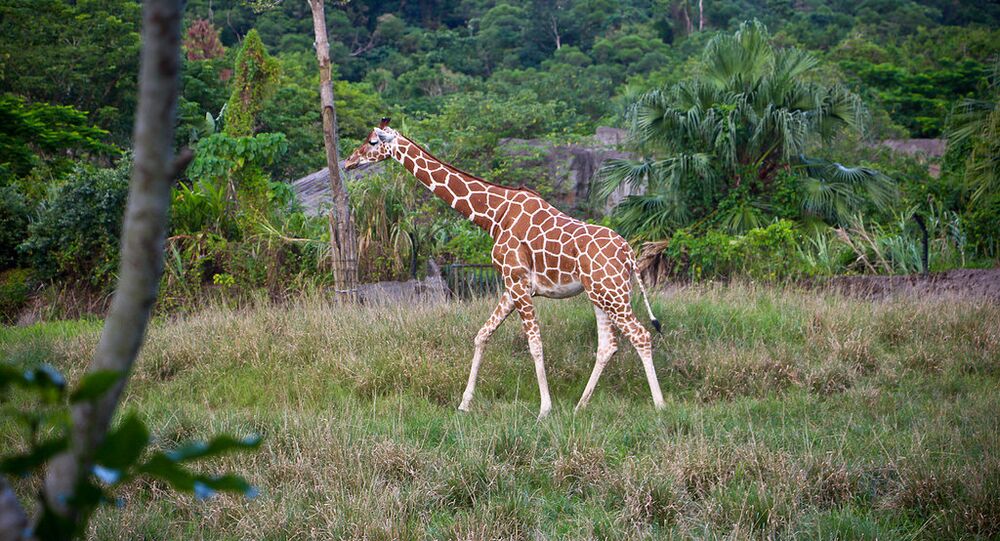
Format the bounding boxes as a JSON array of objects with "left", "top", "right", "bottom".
[
  {"left": 664, "top": 228, "right": 742, "bottom": 281},
  {"left": 440, "top": 220, "right": 493, "bottom": 265},
  {"left": 964, "top": 194, "right": 1000, "bottom": 259},
  {"left": 0, "top": 267, "right": 30, "bottom": 324},
  {"left": 664, "top": 220, "right": 806, "bottom": 281},
  {"left": 742, "top": 220, "right": 803, "bottom": 280},
  {"left": 0, "top": 186, "right": 30, "bottom": 269},
  {"left": 19, "top": 161, "right": 130, "bottom": 287}
]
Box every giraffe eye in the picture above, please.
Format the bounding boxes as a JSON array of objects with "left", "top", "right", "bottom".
[{"left": 369, "top": 139, "right": 378, "bottom": 146}]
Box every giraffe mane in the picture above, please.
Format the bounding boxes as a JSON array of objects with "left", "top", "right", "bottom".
[{"left": 400, "top": 135, "right": 541, "bottom": 197}]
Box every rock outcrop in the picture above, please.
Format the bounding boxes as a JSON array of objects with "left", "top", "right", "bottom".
[
  {"left": 290, "top": 127, "right": 639, "bottom": 217},
  {"left": 499, "top": 126, "right": 640, "bottom": 214}
]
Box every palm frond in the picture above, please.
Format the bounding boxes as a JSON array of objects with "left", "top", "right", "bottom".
[
  {"left": 770, "top": 48, "right": 818, "bottom": 87},
  {"left": 799, "top": 156, "right": 898, "bottom": 222},
  {"left": 702, "top": 20, "right": 772, "bottom": 87},
  {"left": 595, "top": 159, "right": 655, "bottom": 201},
  {"left": 613, "top": 193, "right": 691, "bottom": 241},
  {"left": 716, "top": 199, "right": 768, "bottom": 234}
]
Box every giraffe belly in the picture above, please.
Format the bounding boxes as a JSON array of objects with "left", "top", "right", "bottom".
[{"left": 532, "top": 274, "right": 584, "bottom": 299}]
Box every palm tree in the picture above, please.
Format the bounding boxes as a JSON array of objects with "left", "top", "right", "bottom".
[
  {"left": 598, "top": 20, "right": 896, "bottom": 240},
  {"left": 947, "top": 59, "right": 999, "bottom": 203}
]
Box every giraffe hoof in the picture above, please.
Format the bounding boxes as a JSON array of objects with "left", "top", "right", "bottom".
[{"left": 653, "top": 402, "right": 666, "bottom": 411}]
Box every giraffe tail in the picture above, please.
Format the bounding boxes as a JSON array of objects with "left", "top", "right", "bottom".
[{"left": 633, "top": 262, "right": 661, "bottom": 334}]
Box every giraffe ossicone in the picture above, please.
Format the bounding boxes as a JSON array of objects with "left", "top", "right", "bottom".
[{"left": 345, "top": 119, "right": 666, "bottom": 418}]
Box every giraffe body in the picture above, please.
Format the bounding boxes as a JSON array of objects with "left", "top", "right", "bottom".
[{"left": 346, "top": 120, "right": 665, "bottom": 418}]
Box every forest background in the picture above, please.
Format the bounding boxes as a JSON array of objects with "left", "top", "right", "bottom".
[{"left": 1, "top": 0, "right": 998, "bottom": 319}]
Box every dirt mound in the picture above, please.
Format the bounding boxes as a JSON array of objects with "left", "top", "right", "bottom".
[{"left": 825, "top": 268, "right": 1000, "bottom": 300}]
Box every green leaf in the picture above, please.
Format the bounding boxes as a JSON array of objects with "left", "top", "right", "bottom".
[
  {"left": 70, "top": 369, "right": 122, "bottom": 403},
  {"left": 35, "top": 501, "right": 78, "bottom": 541},
  {"left": 194, "top": 474, "right": 259, "bottom": 499},
  {"left": 0, "top": 364, "right": 21, "bottom": 389},
  {"left": 164, "top": 433, "right": 262, "bottom": 463},
  {"left": 0, "top": 436, "right": 67, "bottom": 475},
  {"left": 17, "top": 364, "right": 66, "bottom": 403},
  {"left": 23, "top": 364, "right": 66, "bottom": 391},
  {"left": 139, "top": 457, "right": 258, "bottom": 499},
  {"left": 138, "top": 434, "right": 261, "bottom": 499},
  {"left": 95, "top": 413, "right": 149, "bottom": 470},
  {"left": 139, "top": 453, "right": 196, "bottom": 491}
]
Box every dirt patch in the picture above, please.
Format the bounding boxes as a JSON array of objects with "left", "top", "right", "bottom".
[{"left": 823, "top": 268, "right": 1000, "bottom": 301}]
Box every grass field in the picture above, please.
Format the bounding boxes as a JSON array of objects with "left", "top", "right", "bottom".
[{"left": 2, "top": 285, "right": 999, "bottom": 539}]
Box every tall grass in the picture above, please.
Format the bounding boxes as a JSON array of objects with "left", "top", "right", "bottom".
[{"left": 3, "top": 285, "right": 998, "bottom": 539}]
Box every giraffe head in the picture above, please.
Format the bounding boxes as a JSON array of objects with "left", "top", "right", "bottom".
[{"left": 344, "top": 117, "right": 398, "bottom": 171}]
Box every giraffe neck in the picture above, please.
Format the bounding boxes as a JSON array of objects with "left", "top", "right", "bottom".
[{"left": 391, "top": 137, "right": 505, "bottom": 234}]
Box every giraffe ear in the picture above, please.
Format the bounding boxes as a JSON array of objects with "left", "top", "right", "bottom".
[{"left": 374, "top": 128, "right": 396, "bottom": 143}]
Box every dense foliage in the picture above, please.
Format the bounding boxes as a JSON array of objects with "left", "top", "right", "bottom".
[
  {"left": 0, "top": 0, "right": 997, "bottom": 311},
  {"left": 599, "top": 21, "right": 896, "bottom": 241},
  {"left": 19, "top": 162, "right": 131, "bottom": 286}
]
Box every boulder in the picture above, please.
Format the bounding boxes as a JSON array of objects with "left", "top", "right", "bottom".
[{"left": 290, "top": 127, "right": 640, "bottom": 217}]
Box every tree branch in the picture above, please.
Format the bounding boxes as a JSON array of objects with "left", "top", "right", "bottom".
[
  {"left": 0, "top": 477, "right": 28, "bottom": 541},
  {"left": 41, "top": 0, "right": 184, "bottom": 526}
]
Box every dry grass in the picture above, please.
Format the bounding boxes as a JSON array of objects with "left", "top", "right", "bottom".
[{"left": 2, "top": 283, "right": 999, "bottom": 539}]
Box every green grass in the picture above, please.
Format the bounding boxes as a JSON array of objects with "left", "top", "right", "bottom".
[{"left": 3, "top": 284, "right": 999, "bottom": 539}]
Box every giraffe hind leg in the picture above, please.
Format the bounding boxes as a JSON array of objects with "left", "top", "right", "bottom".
[{"left": 607, "top": 305, "right": 665, "bottom": 409}]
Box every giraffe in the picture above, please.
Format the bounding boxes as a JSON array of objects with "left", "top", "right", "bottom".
[{"left": 345, "top": 118, "right": 665, "bottom": 419}]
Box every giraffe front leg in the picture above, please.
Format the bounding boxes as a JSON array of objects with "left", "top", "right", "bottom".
[
  {"left": 509, "top": 282, "right": 551, "bottom": 419},
  {"left": 459, "top": 291, "right": 515, "bottom": 412},
  {"left": 575, "top": 305, "right": 618, "bottom": 413}
]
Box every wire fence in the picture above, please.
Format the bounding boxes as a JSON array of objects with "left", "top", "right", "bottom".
[{"left": 442, "top": 264, "right": 503, "bottom": 299}]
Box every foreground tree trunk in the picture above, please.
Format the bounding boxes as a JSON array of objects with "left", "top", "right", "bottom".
[
  {"left": 308, "top": 0, "right": 358, "bottom": 293},
  {"left": 41, "top": 0, "right": 188, "bottom": 529}
]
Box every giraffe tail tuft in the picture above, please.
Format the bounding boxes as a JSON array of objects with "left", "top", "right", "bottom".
[{"left": 633, "top": 261, "right": 662, "bottom": 334}]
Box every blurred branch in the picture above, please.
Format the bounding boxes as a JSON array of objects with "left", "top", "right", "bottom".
[
  {"left": 0, "top": 477, "right": 27, "bottom": 541},
  {"left": 41, "top": 0, "right": 184, "bottom": 529}
]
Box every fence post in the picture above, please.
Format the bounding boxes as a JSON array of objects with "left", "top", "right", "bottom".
[{"left": 913, "top": 214, "right": 929, "bottom": 277}]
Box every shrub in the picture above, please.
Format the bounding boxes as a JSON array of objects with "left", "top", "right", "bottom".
[
  {"left": 0, "top": 267, "right": 31, "bottom": 324},
  {"left": 441, "top": 221, "right": 493, "bottom": 265},
  {"left": 964, "top": 193, "right": 1000, "bottom": 259},
  {"left": 0, "top": 185, "right": 30, "bottom": 269},
  {"left": 184, "top": 132, "right": 289, "bottom": 235},
  {"left": 170, "top": 180, "right": 240, "bottom": 239},
  {"left": 834, "top": 207, "right": 969, "bottom": 274},
  {"left": 664, "top": 220, "right": 806, "bottom": 281},
  {"left": 742, "top": 220, "right": 803, "bottom": 280},
  {"left": 664, "top": 228, "right": 742, "bottom": 281},
  {"left": 19, "top": 161, "right": 130, "bottom": 287}
]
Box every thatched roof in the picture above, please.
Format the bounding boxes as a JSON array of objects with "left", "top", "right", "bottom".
[{"left": 291, "top": 160, "right": 384, "bottom": 216}]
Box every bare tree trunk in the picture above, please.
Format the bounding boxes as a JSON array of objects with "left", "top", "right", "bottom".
[
  {"left": 672, "top": 0, "right": 693, "bottom": 36},
  {"left": 681, "top": 1, "right": 693, "bottom": 35},
  {"left": 308, "top": 0, "right": 358, "bottom": 294},
  {"left": 699, "top": 0, "right": 704, "bottom": 30},
  {"left": 550, "top": 15, "right": 561, "bottom": 50},
  {"left": 42, "top": 0, "right": 188, "bottom": 528},
  {"left": 0, "top": 478, "right": 27, "bottom": 541}
]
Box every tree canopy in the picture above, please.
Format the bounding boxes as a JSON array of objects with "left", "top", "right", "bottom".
[{"left": 599, "top": 21, "right": 896, "bottom": 239}]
